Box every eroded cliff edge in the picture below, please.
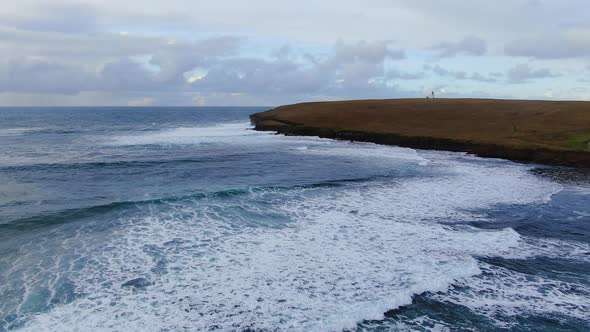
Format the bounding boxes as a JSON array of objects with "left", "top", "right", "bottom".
[{"left": 250, "top": 98, "right": 590, "bottom": 167}]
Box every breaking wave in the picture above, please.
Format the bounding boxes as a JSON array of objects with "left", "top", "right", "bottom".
[{"left": 4, "top": 144, "right": 565, "bottom": 331}]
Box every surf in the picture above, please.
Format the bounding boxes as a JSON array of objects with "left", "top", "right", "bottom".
[{"left": 1, "top": 107, "right": 588, "bottom": 332}]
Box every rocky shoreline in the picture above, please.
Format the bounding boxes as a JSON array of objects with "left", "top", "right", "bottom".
[{"left": 250, "top": 99, "right": 590, "bottom": 167}]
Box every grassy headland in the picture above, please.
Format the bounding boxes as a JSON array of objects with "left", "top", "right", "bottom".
[{"left": 250, "top": 98, "right": 590, "bottom": 167}]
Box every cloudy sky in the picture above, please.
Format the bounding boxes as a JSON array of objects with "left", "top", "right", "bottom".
[{"left": 0, "top": 0, "right": 589, "bottom": 106}]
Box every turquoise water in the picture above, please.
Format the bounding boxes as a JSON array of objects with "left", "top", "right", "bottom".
[{"left": 0, "top": 107, "right": 589, "bottom": 331}]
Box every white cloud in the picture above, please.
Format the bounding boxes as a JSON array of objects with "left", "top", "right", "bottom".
[
  {"left": 0, "top": 0, "right": 588, "bottom": 105},
  {"left": 429, "top": 65, "right": 497, "bottom": 83},
  {"left": 543, "top": 88, "right": 590, "bottom": 100},
  {"left": 431, "top": 36, "right": 487, "bottom": 58},
  {"left": 506, "top": 63, "right": 560, "bottom": 84},
  {"left": 505, "top": 29, "right": 590, "bottom": 59},
  {"left": 127, "top": 97, "right": 156, "bottom": 106},
  {"left": 188, "top": 40, "right": 406, "bottom": 99}
]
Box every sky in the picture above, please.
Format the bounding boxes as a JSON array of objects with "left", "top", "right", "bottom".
[{"left": 0, "top": 0, "right": 589, "bottom": 106}]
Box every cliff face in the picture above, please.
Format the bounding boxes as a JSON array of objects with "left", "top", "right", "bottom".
[{"left": 251, "top": 98, "right": 590, "bottom": 167}]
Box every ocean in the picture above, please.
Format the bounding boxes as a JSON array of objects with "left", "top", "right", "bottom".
[{"left": 0, "top": 107, "right": 589, "bottom": 331}]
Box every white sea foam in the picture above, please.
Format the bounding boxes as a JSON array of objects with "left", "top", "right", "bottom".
[
  {"left": 507, "top": 236, "right": 590, "bottom": 263},
  {"left": 11, "top": 138, "right": 566, "bottom": 331},
  {"left": 432, "top": 262, "right": 590, "bottom": 327},
  {"left": 106, "top": 122, "right": 437, "bottom": 166},
  {"left": 359, "top": 315, "right": 456, "bottom": 332},
  {"left": 294, "top": 142, "right": 431, "bottom": 165},
  {"left": 107, "top": 122, "right": 269, "bottom": 146},
  {"left": 0, "top": 127, "right": 47, "bottom": 136}
]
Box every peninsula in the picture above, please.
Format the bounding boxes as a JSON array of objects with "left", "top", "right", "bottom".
[{"left": 251, "top": 98, "right": 590, "bottom": 167}]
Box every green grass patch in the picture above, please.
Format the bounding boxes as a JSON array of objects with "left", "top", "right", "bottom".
[{"left": 565, "top": 134, "right": 590, "bottom": 150}]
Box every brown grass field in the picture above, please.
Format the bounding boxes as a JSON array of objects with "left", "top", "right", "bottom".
[{"left": 251, "top": 98, "right": 590, "bottom": 166}]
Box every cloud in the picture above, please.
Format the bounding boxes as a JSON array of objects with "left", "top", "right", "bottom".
[
  {"left": 0, "top": 32, "right": 243, "bottom": 95},
  {"left": 0, "top": 27, "right": 164, "bottom": 60},
  {"left": 333, "top": 40, "right": 405, "bottom": 62},
  {"left": 128, "top": 97, "right": 156, "bottom": 106},
  {"left": 505, "top": 28, "right": 590, "bottom": 59},
  {"left": 506, "top": 63, "right": 559, "bottom": 83},
  {"left": 0, "top": 0, "right": 588, "bottom": 105},
  {"left": 525, "top": 0, "right": 542, "bottom": 8},
  {"left": 429, "top": 65, "right": 497, "bottom": 83},
  {"left": 430, "top": 36, "right": 486, "bottom": 57},
  {"left": 387, "top": 69, "right": 426, "bottom": 80},
  {"left": 0, "top": 38, "right": 409, "bottom": 104},
  {"left": 0, "top": 59, "right": 96, "bottom": 94},
  {"left": 469, "top": 72, "right": 498, "bottom": 83},
  {"left": 188, "top": 40, "right": 405, "bottom": 99},
  {"left": 149, "top": 36, "right": 242, "bottom": 82},
  {"left": 1, "top": 3, "right": 100, "bottom": 33},
  {"left": 431, "top": 65, "right": 467, "bottom": 79},
  {"left": 542, "top": 87, "right": 590, "bottom": 100},
  {"left": 99, "top": 58, "right": 159, "bottom": 91}
]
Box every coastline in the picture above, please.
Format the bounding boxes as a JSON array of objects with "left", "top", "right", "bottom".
[{"left": 250, "top": 98, "right": 590, "bottom": 167}]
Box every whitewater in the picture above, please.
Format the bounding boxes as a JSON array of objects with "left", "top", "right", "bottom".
[{"left": 0, "top": 107, "right": 588, "bottom": 331}]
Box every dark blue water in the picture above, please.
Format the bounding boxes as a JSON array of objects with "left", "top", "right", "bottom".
[{"left": 1, "top": 107, "right": 589, "bottom": 331}]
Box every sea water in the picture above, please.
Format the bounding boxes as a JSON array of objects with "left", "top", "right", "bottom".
[{"left": 0, "top": 107, "right": 588, "bottom": 331}]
